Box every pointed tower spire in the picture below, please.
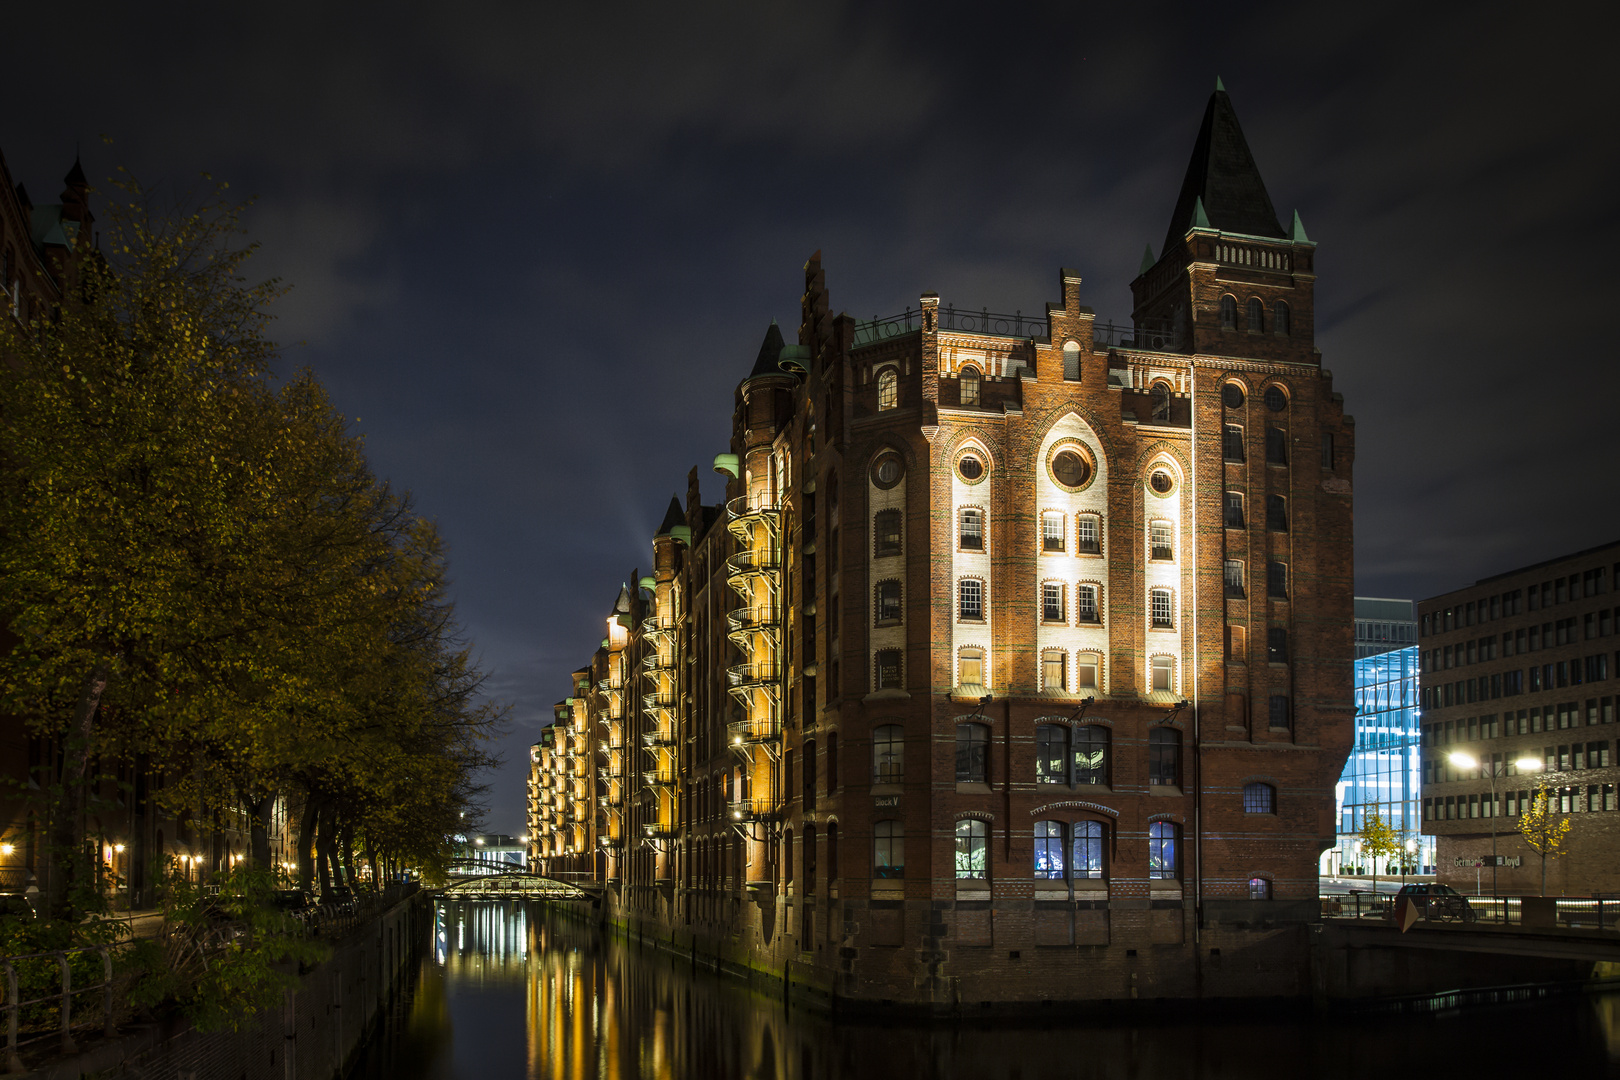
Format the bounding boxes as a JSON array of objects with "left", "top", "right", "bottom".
[
  {"left": 1214, "top": 75, "right": 1226, "bottom": 92},
  {"left": 745, "top": 320, "right": 787, "bottom": 380},
  {"left": 655, "top": 496, "right": 685, "bottom": 536},
  {"left": 1139, "top": 243, "right": 1156, "bottom": 275},
  {"left": 1162, "top": 84, "right": 1286, "bottom": 253},
  {"left": 1191, "top": 196, "right": 1211, "bottom": 229},
  {"left": 1290, "top": 209, "right": 1312, "bottom": 244}
]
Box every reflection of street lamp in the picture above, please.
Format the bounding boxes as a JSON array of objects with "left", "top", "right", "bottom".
[{"left": 1448, "top": 752, "right": 1542, "bottom": 901}]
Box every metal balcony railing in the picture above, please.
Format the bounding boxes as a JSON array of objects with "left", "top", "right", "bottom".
[
  {"left": 642, "top": 822, "right": 680, "bottom": 840},
  {"left": 641, "top": 729, "right": 677, "bottom": 748},
  {"left": 726, "top": 605, "right": 781, "bottom": 633},
  {"left": 643, "top": 691, "right": 678, "bottom": 710},
  {"left": 728, "top": 797, "right": 782, "bottom": 823},
  {"left": 727, "top": 548, "right": 780, "bottom": 577},
  {"left": 726, "top": 662, "right": 779, "bottom": 689},
  {"left": 726, "top": 716, "right": 782, "bottom": 747},
  {"left": 643, "top": 771, "right": 677, "bottom": 788}
]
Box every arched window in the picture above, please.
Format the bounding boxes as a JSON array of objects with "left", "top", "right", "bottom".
[
  {"left": 958, "top": 647, "right": 985, "bottom": 688},
  {"left": 1243, "top": 782, "right": 1276, "bottom": 814},
  {"left": 873, "top": 509, "right": 902, "bottom": 557},
  {"left": 874, "top": 580, "right": 902, "bottom": 624},
  {"left": 1034, "top": 821, "right": 1066, "bottom": 878},
  {"left": 1149, "top": 728, "right": 1181, "bottom": 787},
  {"left": 1150, "top": 382, "right": 1172, "bottom": 422},
  {"left": 1246, "top": 297, "right": 1264, "bottom": 332},
  {"left": 877, "top": 368, "right": 898, "bottom": 410},
  {"left": 873, "top": 820, "right": 903, "bottom": 878},
  {"left": 1062, "top": 340, "right": 1081, "bottom": 380},
  {"left": 956, "top": 722, "right": 990, "bottom": 783},
  {"left": 1219, "top": 295, "right": 1237, "bottom": 330},
  {"left": 872, "top": 725, "right": 903, "bottom": 784},
  {"left": 954, "top": 819, "right": 988, "bottom": 880},
  {"left": 1248, "top": 876, "right": 1271, "bottom": 900},
  {"left": 1035, "top": 725, "right": 1068, "bottom": 784},
  {"left": 784, "top": 827, "right": 794, "bottom": 883},
  {"left": 960, "top": 365, "right": 981, "bottom": 406},
  {"left": 1072, "top": 821, "right": 1105, "bottom": 878},
  {"left": 1074, "top": 725, "right": 1109, "bottom": 786},
  {"left": 802, "top": 739, "right": 816, "bottom": 811},
  {"left": 1273, "top": 301, "right": 1290, "bottom": 337},
  {"left": 1149, "top": 821, "right": 1180, "bottom": 879}
]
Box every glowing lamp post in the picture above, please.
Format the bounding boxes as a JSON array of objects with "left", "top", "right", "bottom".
[{"left": 1448, "top": 751, "right": 1542, "bottom": 904}]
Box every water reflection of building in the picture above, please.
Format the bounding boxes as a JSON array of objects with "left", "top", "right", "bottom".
[
  {"left": 525, "top": 82, "right": 1357, "bottom": 1005},
  {"left": 1322, "top": 596, "right": 1429, "bottom": 877}
]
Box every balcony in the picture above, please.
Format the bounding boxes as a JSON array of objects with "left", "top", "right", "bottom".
[
  {"left": 643, "top": 770, "right": 677, "bottom": 788},
  {"left": 598, "top": 835, "right": 625, "bottom": 850},
  {"left": 728, "top": 797, "right": 781, "bottom": 824},
  {"left": 642, "top": 822, "right": 680, "bottom": 840},
  {"left": 643, "top": 690, "right": 678, "bottom": 711},
  {"left": 726, "top": 548, "right": 780, "bottom": 583},
  {"left": 641, "top": 728, "right": 677, "bottom": 748},
  {"left": 726, "top": 605, "right": 781, "bottom": 633},
  {"left": 726, "top": 661, "right": 779, "bottom": 689},
  {"left": 597, "top": 766, "right": 623, "bottom": 781},
  {"left": 727, "top": 716, "right": 782, "bottom": 748}
]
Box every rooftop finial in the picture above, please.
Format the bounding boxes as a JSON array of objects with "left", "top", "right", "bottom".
[{"left": 1215, "top": 76, "right": 1226, "bottom": 93}]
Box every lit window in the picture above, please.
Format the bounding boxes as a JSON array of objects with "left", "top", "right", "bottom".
[
  {"left": 1151, "top": 655, "right": 1175, "bottom": 693},
  {"left": 1149, "top": 728, "right": 1181, "bottom": 786},
  {"left": 1150, "top": 382, "right": 1172, "bottom": 422},
  {"left": 1035, "top": 725, "right": 1068, "bottom": 784},
  {"left": 955, "top": 819, "right": 988, "bottom": 879},
  {"left": 1042, "top": 584, "right": 1065, "bottom": 624},
  {"left": 958, "top": 579, "right": 984, "bottom": 621},
  {"left": 1042, "top": 512, "right": 1066, "bottom": 552},
  {"left": 873, "top": 820, "right": 904, "bottom": 878},
  {"left": 872, "top": 725, "right": 903, "bottom": 784},
  {"left": 1072, "top": 820, "right": 1105, "bottom": 878},
  {"left": 960, "top": 365, "right": 981, "bottom": 406},
  {"left": 1034, "top": 820, "right": 1066, "bottom": 877},
  {"left": 1248, "top": 876, "right": 1271, "bottom": 899},
  {"left": 877, "top": 368, "right": 898, "bottom": 410},
  {"left": 1150, "top": 520, "right": 1174, "bottom": 561},
  {"left": 1073, "top": 725, "right": 1108, "bottom": 785},
  {"left": 1077, "top": 514, "right": 1101, "bottom": 554},
  {"left": 1243, "top": 782, "right": 1276, "bottom": 814},
  {"left": 1076, "top": 584, "right": 1099, "bottom": 624},
  {"left": 1149, "top": 821, "right": 1179, "bottom": 878},
  {"left": 1150, "top": 588, "right": 1174, "bottom": 629},
  {"left": 958, "top": 648, "right": 985, "bottom": 688},
  {"left": 959, "top": 508, "right": 984, "bottom": 550}
]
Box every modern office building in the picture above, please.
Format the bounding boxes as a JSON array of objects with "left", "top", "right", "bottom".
[
  {"left": 529, "top": 83, "right": 1357, "bottom": 1005},
  {"left": 1418, "top": 540, "right": 1619, "bottom": 895},
  {"left": 1323, "top": 596, "right": 1429, "bottom": 877}
]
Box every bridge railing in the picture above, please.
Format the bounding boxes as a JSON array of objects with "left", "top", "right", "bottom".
[{"left": 1320, "top": 890, "right": 1620, "bottom": 931}]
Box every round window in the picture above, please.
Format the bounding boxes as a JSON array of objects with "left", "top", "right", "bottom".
[
  {"left": 1148, "top": 469, "right": 1175, "bottom": 495},
  {"left": 1051, "top": 449, "right": 1092, "bottom": 490},
  {"left": 957, "top": 453, "right": 986, "bottom": 483},
  {"left": 1264, "top": 385, "right": 1288, "bottom": 412},
  {"left": 872, "top": 455, "right": 904, "bottom": 489},
  {"left": 1222, "top": 383, "right": 1245, "bottom": 409}
]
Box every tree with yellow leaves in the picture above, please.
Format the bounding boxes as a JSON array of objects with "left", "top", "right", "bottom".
[
  {"left": 1518, "top": 786, "right": 1572, "bottom": 896},
  {"left": 1357, "top": 807, "right": 1402, "bottom": 898}
]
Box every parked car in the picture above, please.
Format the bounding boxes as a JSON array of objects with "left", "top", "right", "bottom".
[
  {"left": 320, "top": 886, "right": 354, "bottom": 906},
  {"left": 1395, "top": 883, "right": 1478, "bottom": 923},
  {"left": 271, "top": 889, "right": 312, "bottom": 912}
]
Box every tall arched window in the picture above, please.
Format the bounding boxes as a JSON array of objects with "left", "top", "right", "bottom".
[
  {"left": 873, "top": 820, "right": 903, "bottom": 878},
  {"left": 1149, "top": 728, "right": 1181, "bottom": 787},
  {"left": 872, "top": 724, "right": 903, "bottom": 784},
  {"left": 784, "top": 827, "right": 794, "bottom": 884},
  {"left": 877, "top": 368, "right": 898, "bottom": 410},
  {"left": 1150, "top": 382, "right": 1172, "bottom": 422},
  {"left": 1062, "top": 340, "right": 1081, "bottom": 380},
  {"left": 1219, "top": 295, "right": 1237, "bottom": 330},
  {"left": 1149, "top": 822, "right": 1180, "bottom": 879},
  {"left": 1246, "top": 297, "right": 1264, "bottom": 332},
  {"left": 1273, "top": 300, "right": 1290, "bottom": 336},
  {"left": 1034, "top": 820, "right": 1066, "bottom": 878},
  {"left": 960, "top": 365, "right": 981, "bottom": 406},
  {"left": 954, "top": 819, "right": 988, "bottom": 880}
]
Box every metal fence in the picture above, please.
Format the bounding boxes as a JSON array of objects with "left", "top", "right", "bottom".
[
  {"left": 2, "top": 944, "right": 115, "bottom": 1072},
  {"left": 1320, "top": 890, "right": 1620, "bottom": 931}
]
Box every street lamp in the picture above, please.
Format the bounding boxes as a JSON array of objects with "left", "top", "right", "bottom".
[{"left": 1448, "top": 751, "right": 1542, "bottom": 904}]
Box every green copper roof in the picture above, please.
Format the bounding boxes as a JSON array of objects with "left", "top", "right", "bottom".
[
  {"left": 1291, "top": 209, "right": 1312, "bottom": 244},
  {"left": 1139, "top": 243, "right": 1156, "bottom": 275},
  {"left": 745, "top": 321, "right": 786, "bottom": 380},
  {"left": 1191, "top": 196, "right": 1211, "bottom": 229}
]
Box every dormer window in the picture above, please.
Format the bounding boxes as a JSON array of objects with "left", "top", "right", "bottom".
[{"left": 960, "top": 365, "right": 981, "bottom": 406}]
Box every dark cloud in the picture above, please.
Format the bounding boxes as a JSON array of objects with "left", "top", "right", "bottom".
[{"left": 3, "top": 0, "right": 1615, "bottom": 831}]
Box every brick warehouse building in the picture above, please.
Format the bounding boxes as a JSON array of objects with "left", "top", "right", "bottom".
[
  {"left": 1418, "top": 540, "right": 1620, "bottom": 896},
  {"left": 528, "top": 84, "right": 1356, "bottom": 1005}
]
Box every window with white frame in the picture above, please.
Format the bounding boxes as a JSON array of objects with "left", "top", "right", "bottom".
[
  {"left": 1076, "top": 653, "right": 1100, "bottom": 690},
  {"left": 959, "top": 579, "right": 984, "bottom": 621},
  {"left": 1150, "top": 520, "right": 1174, "bottom": 561},
  {"left": 959, "top": 508, "right": 984, "bottom": 551},
  {"left": 1042, "top": 583, "right": 1064, "bottom": 623},
  {"left": 1042, "top": 511, "right": 1065, "bottom": 552},
  {"left": 1076, "top": 584, "right": 1099, "bottom": 624},
  {"left": 1042, "top": 649, "right": 1066, "bottom": 690},
  {"left": 1151, "top": 655, "right": 1175, "bottom": 692},
  {"left": 1077, "top": 513, "right": 1101, "bottom": 554},
  {"left": 1150, "top": 588, "right": 1174, "bottom": 629}
]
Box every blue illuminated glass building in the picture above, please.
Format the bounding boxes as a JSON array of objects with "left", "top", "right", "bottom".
[{"left": 1324, "top": 598, "right": 1432, "bottom": 877}]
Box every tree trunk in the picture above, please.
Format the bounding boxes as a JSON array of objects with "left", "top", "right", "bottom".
[
  {"left": 48, "top": 660, "right": 111, "bottom": 919},
  {"left": 296, "top": 796, "right": 320, "bottom": 893},
  {"left": 247, "top": 792, "right": 275, "bottom": 874},
  {"left": 314, "top": 806, "right": 334, "bottom": 896},
  {"left": 339, "top": 821, "right": 356, "bottom": 890}
]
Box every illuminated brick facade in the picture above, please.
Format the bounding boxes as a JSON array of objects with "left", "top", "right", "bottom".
[{"left": 530, "top": 86, "right": 1356, "bottom": 1004}]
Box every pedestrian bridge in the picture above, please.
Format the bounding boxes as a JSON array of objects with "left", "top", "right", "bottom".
[{"left": 437, "top": 861, "right": 602, "bottom": 901}]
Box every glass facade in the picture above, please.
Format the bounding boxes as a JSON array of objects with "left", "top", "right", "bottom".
[{"left": 1324, "top": 598, "right": 1435, "bottom": 877}]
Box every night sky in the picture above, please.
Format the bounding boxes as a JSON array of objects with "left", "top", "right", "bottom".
[{"left": 5, "top": 3, "right": 1616, "bottom": 833}]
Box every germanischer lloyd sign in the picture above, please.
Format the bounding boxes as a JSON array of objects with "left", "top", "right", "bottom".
[{"left": 1453, "top": 855, "right": 1523, "bottom": 868}]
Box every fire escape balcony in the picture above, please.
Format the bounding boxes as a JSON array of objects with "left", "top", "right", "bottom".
[
  {"left": 641, "top": 728, "right": 678, "bottom": 748},
  {"left": 726, "top": 715, "right": 782, "bottom": 750},
  {"left": 642, "top": 690, "right": 678, "bottom": 711},
  {"left": 725, "top": 495, "right": 781, "bottom": 542},
  {"left": 642, "top": 822, "right": 680, "bottom": 840},
  {"left": 728, "top": 797, "right": 782, "bottom": 824},
  {"left": 726, "top": 661, "right": 779, "bottom": 690},
  {"left": 643, "top": 770, "right": 677, "bottom": 789}
]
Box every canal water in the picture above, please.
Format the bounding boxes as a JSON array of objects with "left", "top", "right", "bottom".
[{"left": 354, "top": 899, "right": 1620, "bottom": 1079}]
